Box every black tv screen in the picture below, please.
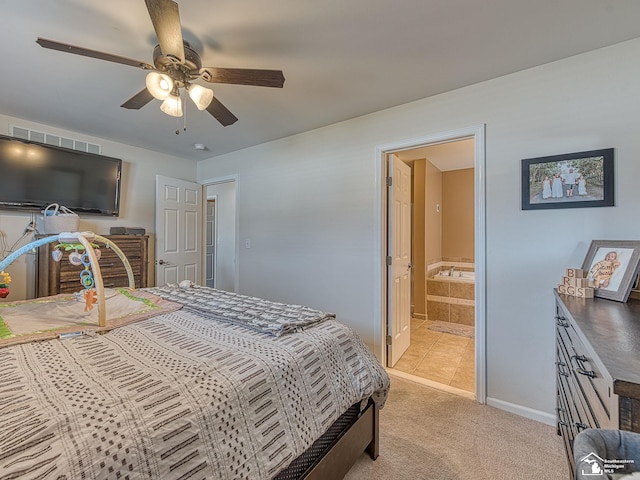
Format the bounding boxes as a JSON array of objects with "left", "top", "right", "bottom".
[{"left": 0, "top": 135, "right": 121, "bottom": 216}]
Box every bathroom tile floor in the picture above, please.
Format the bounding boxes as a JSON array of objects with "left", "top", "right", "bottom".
[{"left": 393, "top": 317, "right": 475, "bottom": 392}]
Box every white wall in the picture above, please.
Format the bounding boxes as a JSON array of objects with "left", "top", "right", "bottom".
[
  {"left": 0, "top": 114, "right": 196, "bottom": 299},
  {"left": 197, "top": 38, "right": 640, "bottom": 420}
]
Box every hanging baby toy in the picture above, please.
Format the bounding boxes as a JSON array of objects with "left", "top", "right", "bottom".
[
  {"left": 0, "top": 231, "right": 135, "bottom": 329},
  {"left": 0, "top": 271, "right": 11, "bottom": 298},
  {"left": 52, "top": 241, "right": 101, "bottom": 311}
]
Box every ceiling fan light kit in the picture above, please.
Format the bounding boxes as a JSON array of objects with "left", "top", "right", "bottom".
[
  {"left": 159, "top": 93, "right": 183, "bottom": 117},
  {"left": 187, "top": 84, "right": 213, "bottom": 111},
  {"left": 146, "top": 72, "right": 212, "bottom": 115},
  {"left": 35, "top": 0, "right": 285, "bottom": 128},
  {"left": 145, "top": 71, "right": 173, "bottom": 100}
]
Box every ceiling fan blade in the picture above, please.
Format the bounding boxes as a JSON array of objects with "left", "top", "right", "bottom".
[
  {"left": 206, "top": 96, "right": 238, "bottom": 127},
  {"left": 144, "top": 0, "right": 185, "bottom": 63},
  {"left": 201, "top": 67, "right": 285, "bottom": 88},
  {"left": 36, "top": 38, "right": 153, "bottom": 70},
  {"left": 121, "top": 88, "right": 155, "bottom": 110}
]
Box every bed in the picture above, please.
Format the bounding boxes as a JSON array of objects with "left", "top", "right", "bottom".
[{"left": 0, "top": 279, "right": 389, "bottom": 479}]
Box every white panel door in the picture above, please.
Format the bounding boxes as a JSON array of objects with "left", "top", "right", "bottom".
[
  {"left": 155, "top": 175, "right": 203, "bottom": 286},
  {"left": 387, "top": 155, "right": 412, "bottom": 367}
]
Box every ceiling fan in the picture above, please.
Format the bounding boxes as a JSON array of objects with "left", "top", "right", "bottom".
[{"left": 36, "top": 0, "right": 285, "bottom": 128}]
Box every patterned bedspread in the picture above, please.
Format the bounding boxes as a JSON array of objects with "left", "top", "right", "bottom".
[
  {"left": 0, "top": 293, "right": 389, "bottom": 479},
  {"left": 149, "top": 284, "right": 336, "bottom": 336}
]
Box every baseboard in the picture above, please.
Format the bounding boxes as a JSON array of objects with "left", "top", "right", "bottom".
[{"left": 487, "top": 397, "right": 556, "bottom": 426}]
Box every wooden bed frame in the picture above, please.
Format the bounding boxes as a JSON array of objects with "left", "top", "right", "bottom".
[
  {"left": 304, "top": 397, "right": 379, "bottom": 479},
  {"left": 273, "top": 397, "right": 380, "bottom": 480}
]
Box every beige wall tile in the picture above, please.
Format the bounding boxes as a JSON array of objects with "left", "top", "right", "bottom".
[
  {"left": 451, "top": 282, "right": 475, "bottom": 300},
  {"left": 427, "top": 279, "right": 450, "bottom": 296},
  {"left": 427, "top": 301, "right": 450, "bottom": 322},
  {"left": 450, "top": 304, "right": 474, "bottom": 326}
]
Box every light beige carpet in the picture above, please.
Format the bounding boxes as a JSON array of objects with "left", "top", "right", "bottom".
[{"left": 345, "top": 375, "right": 568, "bottom": 480}]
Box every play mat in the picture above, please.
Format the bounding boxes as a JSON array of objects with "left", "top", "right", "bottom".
[{"left": 0, "top": 231, "right": 180, "bottom": 347}]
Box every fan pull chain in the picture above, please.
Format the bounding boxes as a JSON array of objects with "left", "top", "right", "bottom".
[{"left": 183, "top": 89, "right": 187, "bottom": 133}]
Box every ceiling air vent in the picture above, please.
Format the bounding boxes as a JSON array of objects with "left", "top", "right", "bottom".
[{"left": 8, "top": 125, "right": 101, "bottom": 154}]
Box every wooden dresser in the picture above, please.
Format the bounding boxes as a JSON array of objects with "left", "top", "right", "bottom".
[
  {"left": 555, "top": 290, "right": 640, "bottom": 478},
  {"left": 36, "top": 234, "right": 149, "bottom": 296}
]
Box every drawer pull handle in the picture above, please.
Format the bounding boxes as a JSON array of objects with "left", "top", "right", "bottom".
[
  {"left": 103, "top": 283, "right": 115, "bottom": 288},
  {"left": 99, "top": 263, "right": 116, "bottom": 267},
  {"left": 575, "top": 422, "right": 589, "bottom": 431},
  {"left": 576, "top": 368, "right": 596, "bottom": 378},
  {"left": 558, "top": 420, "right": 569, "bottom": 427},
  {"left": 555, "top": 315, "right": 569, "bottom": 328},
  {"left": 571, "top": 355, "right": 596, "bottom": 378},
  {"left": 556, "top": 361, "right": 570, "bottom": 376}
]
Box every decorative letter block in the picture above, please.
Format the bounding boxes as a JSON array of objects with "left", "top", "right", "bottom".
[
  {"left": 559, "top": 268, "right": 594, "bottom": 298},
  {"left": 563, "top": 276, "right": 589, "bottom": 287},
  {"left": 566, "top": 268, "right": 586, "bottom": 278},
  {"left": 575, "top": 287, "right": 594, "bottom": 299}
]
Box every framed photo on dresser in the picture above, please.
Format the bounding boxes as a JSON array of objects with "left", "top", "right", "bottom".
[{"left": 581, "top": 240, "right": 640, "bottom": 302}]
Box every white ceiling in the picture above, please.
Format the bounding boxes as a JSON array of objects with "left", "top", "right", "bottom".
[{"left": 3, "top": 0, "right": 640, "bottom": 161}]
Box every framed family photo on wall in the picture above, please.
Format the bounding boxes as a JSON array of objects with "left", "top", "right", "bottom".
[
  {"left": 521, "top": 148, "right": 614, "bottom": 210},
  {"left": 581, "top": 240, "right": 640, "bottom": 302}
]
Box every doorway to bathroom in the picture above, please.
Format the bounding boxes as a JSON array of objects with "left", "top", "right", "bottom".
[
  {"left": 203, "top": 177, "right": 238, "bottom": 293},
  {"left": 205, "top": 198, "right": 217, "bottom": 288},
  {"left": 381, "top": 126, "right": 486, "bottom": 401}
]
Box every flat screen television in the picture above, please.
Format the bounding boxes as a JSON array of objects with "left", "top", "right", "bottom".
[{"left": 0, "top": 135, "right": 122, "bottom": 216}]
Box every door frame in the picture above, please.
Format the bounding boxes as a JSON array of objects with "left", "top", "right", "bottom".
[
  {"left": 200, "top": 174, "right": 240, "bottom": 292},
  {"left": 374, "top": 124, "right": 487, "bottom": 403}
]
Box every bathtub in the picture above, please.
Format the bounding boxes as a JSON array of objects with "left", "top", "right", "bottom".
[
  {"left": 426, "top": 269, "right": 475, "bottom": 325},
  {"left": 434, "top": 270, "right": 475, "bottom": 282}
]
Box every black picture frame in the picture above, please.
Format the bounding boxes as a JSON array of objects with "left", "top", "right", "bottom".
[
  {"left": 521, "top": 148, "right": 614, "bottom": 210},
  {"left": 581, "top": 240, "right": 640, "bottom": 302}
]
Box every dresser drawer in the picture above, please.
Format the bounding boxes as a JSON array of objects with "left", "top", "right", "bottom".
[
  {"left": 557, "top": 315, "right": 616, "bottom": 428},
  {"left": 37, "top": 234, "right": 148, "bottom": 297},
  {"left": 556, "top": 382, "right": 576, "bottom": 476},
  {"left": 58, "top": 263, "right": 138, "bottom": 283},
  {"left": 557, "top": 337, "right": 596, "bottom": 431},
  {"left": 57, "top": 275, "right": 142, "bottom": 293}
]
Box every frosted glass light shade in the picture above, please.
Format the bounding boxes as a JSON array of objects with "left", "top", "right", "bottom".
[
  {"left": 187, "top": 84, "right": 214, "bottom": 110},
  {"left": 146, "top": 72, "right": 174, "bottom": 100},
  {"left": 160, "top": 94, "right": 183, "bottom": 117}
]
